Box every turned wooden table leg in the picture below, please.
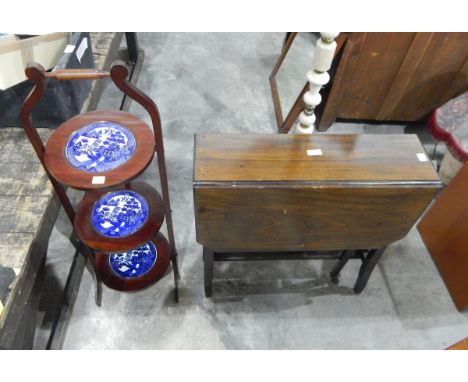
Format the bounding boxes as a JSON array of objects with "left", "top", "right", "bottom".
[
  {"left": 330, "top": 250, "right": 353, "bottom": 283},
  {"left": 203, "top": 247, "right": 214, "bottom": 298},
  {"left": 354, "top": 248, "right": 386, "bottom": 294}
]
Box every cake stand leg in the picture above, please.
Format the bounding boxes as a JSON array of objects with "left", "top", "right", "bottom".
[
  {"left": 80, "top": 244, "right": 102, "bottom": 307},
  {"left": 70, "top": 233, "right": 102, "bottom": 307}
]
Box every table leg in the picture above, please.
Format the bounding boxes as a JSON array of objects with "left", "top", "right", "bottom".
[
  {"left": 203, "top": 247, "right": 214, "bottom": 298},
  {"left": 330, "top": 250, "right": 353, "bottom": 283},
  {"left": 95, "top": 274, "right": 103, "bottom": 307},
  {"left": 171, "top": 256, "right": 179, "bottom": 303},
  {"left": 70, "top": 232, "right": 102, "bottom": 307},
  {"left": 354, "top": 248, "right": 385, "bottom": 294},
  {"left": 84, "top": 247, "right": 102, "bottom": 307}
]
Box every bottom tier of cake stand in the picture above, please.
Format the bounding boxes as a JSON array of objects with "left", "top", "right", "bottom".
[{"left": 94, "top": 232, "right": 171, "bottom": 292}]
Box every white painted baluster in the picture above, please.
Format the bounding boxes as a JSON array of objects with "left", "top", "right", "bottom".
[{"left": 294, "top": 32, "right": 339, "bottom": 134}]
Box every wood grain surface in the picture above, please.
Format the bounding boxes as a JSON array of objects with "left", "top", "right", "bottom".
[
  {"left": 195, "top": 186, "right": 437, "bottom": 252},
  {"left": 44, "top": 109, "right": 155, "bottom": 190},
  {"left": 94, "top": 231, "right": 171, "bottom": 292},
  {"left": 194, "top": 133, "right": 440, "bottom": 252},
  {"left": 194, "top": 133, "right": 440, "bottom": 183},
  {"left": 75, "top": 181, "right": 165, "bottom": 252},
  {"left": 418, "top": 163, "right": 468, "bottom": 311},
  {"left": 319, "top": 32, "right": 468, "bottom": 129}
]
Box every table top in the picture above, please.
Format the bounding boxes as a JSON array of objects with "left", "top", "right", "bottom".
[{"left": 194, "top": 133, "right": 440, "bottom": 185}]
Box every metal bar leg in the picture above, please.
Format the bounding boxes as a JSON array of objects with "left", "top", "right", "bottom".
[
  {"left": 69, "top": 231, "right": 102, "bottom": 307},
  {"left": 120, "top": 33, "right": 143, "bottom": 111},
  {"left": 47, "top": 248, "right": 85, "bottom": 349},
  {"left": 125, "top": 32, "right": 139, "bottom": 64},
  {"left": 354, "top": 248, "right": 385, "bottom": 294},
  {"left": 95, "top": 274, "right": 103, "bottom": 307},
  {"left": 80, "top": 244, "right": 102, "bottom": 307},
  {"left": 330, "top": 250, "right": 353, "bottom": 283},
  {"left": 203, "top": 247, "right": 214, "bottom": 298}
]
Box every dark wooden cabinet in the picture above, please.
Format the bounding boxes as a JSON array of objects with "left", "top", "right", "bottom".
[
  {"left": 194, "top": 133, "right": 440, "bottom": 253},
  {"left": 319, "top": 32, "right": 468, "bottom": 130}
]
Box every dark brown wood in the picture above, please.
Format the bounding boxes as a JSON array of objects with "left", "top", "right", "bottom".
[
  {"left": 336, "top": 33, "right": 415, "bottom": 121},
  {"left": 330, "top": 250, "right": 352, "bottom": 283},
  {"left": 376, "top": 33, "right": 435, "bottom": 120},
  {"left": 318, "top": 32, "right": 468, "bottom": 130},
  {"left": 45, "top": 69, "right": 110, "bottom": 81},
  {"left": 20, "top": 58, "right": 180, "bottom": 303},
  {"left": 194, "top": 133, "right": 440, "bottom": 253},
  {"left": 44, "top": 109, "right": 155, "bottom": 190},
  {"left": 194, "top": 133, "right": 440, "bottom": 183},
  {"left": 75, "top": 181, "right": 165, "bottom": 252},
  {"left": 353, "top": 249, "right": 386, "bottom": 294},
  {"left": 21, "top": 63, "right": 77, "bottom": 224},
  {"left": 203, "top": 247, "right": 214, "bottom": 297},
  {"left": 195, "top": 186, "right": 437, "bottom": 252},
  {"left": 46, "top": 247, "right": 85, "bottom": 350},
  {"left": 418, "top": 163, "right": 468, "bottom": 311},
  {"left": 213, "top": 250, "right": 348, "bottom": 261},
  {"left": 94, "top": 232, "right": 171, "bottom": 292},
  {"left": 319, "top": 33, "right": 366, "bottom": 131}
]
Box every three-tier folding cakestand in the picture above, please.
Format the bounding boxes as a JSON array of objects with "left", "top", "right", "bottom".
[{"left": 20, "top": 60, "right": 179, "bottom": 305}]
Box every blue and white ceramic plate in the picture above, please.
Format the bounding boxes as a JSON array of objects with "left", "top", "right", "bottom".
[
  {"left": 109, "top": 241, "right": 157, "bottom": 278},
  {"left": 65, "top": 121, "right": 136, "bottom": 172},
  {"left": 91, "top": 190, "right": 149, "bottom": 238}
]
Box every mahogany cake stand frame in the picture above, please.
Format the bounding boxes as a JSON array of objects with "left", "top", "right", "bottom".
[{"left": 20, "top": 60, "right": 180, "bottom": 305}]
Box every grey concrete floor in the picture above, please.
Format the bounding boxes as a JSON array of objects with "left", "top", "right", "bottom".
[{"left": 35, "top": 33, "right": 467, "bottom": 349}]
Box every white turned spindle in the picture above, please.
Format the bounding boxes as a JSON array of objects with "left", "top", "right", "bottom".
[{"left": 294, "top": 32, "right": 339, "bottom": 135}]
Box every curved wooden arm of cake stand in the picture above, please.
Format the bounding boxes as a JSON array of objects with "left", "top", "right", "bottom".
[
  {"left": 110, "top": 60, "right": 178, "bottom": 261},
  {"left": 21, "top": 63, "right": 76, "bottom": 223}
]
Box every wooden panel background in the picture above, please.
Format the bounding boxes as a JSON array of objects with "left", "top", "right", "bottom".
[{"left": 319, "top": 32, "right": 468, "bottom": 129}]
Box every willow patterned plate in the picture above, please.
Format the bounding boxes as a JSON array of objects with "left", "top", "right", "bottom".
[
  {"left": 65, "top": 121, "right": 136, "bottom": 172},
  {"left": 109, "top": 241, "right": 157, "bottom": 279},
  {"left": 91, "top": 190, "right": 149, "bottom": 238}
]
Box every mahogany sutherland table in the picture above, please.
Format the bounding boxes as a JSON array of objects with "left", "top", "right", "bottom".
[{"left": 194, "top": 133, "right": 441, "bottom": 297}]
